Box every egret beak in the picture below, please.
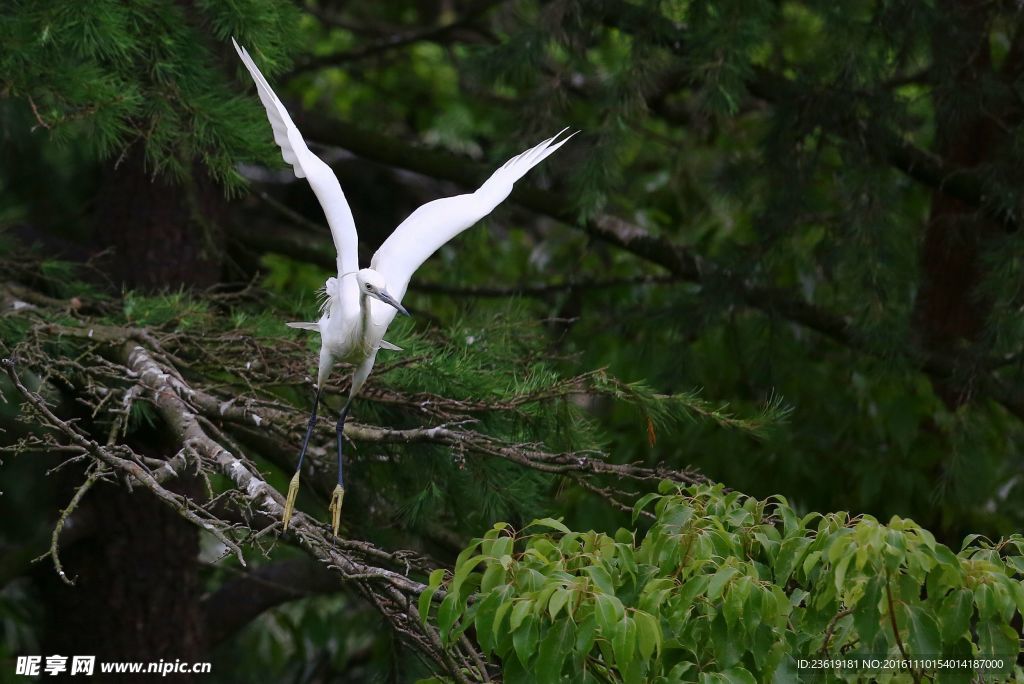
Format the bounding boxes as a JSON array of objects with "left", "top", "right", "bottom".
[{"left": 374, "top": 290, "right": 410, "bottom": 317}]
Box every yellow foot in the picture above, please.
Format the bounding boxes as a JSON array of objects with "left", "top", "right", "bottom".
[
  {"left": 283, "top": 470, "right": 301, "bottom": 531},
  {"left": 328, "top": 484, "right": 345, "bottom": 537}
]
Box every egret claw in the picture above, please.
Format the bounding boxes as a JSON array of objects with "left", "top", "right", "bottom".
[
  {"left": 283, "top": 470, "right": 301, "bottom": 531},
  {"left": 328, "top": 484, "right": 345, "bottom": 537}
]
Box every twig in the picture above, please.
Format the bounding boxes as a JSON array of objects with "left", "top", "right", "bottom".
[
  {"left": 885, "top": 573, "right": 922, "bottom": 684},
  {"left": 820, "top": 607, "right": 853, "bottom": 657},
  {"left": 35, "top": 464, "right": 106, "bottom": 585}
]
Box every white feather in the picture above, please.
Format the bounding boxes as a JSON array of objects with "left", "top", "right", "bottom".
[
  {"left": 232, "top": 38, "right": 360, "bottom": 313},
  {"left": 370, "top": 129, "right": 577, "bottom": 327}
]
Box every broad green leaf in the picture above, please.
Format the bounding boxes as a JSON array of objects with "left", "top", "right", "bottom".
[
  {"left": 548, "top": 586, "right": 572, "bottom": 620},
  {"left": 530, "top": 517, "right": 572, "bottom": 534},
  {"left": 801, "top": 550, "right": 822, "bottom": 578},
  {"left": 480, "top": 562, "right": 506, "bottom": 593},
  {"left": 575, "top": 614, "right": 597, "bottom": 656},
  {"left": 677, "top": 574, "right": 710, "bottom": 611},
  {"left": 585, "top": 564, "right": 616, "bottom": 595},
  {"left": 417, "top": 585, "right": 438, "bottom": 625},
  {"left": 634, "top": 609, "right": 661, "bottom": 661},
  {"left": 611, "top": 615, "right": 636, "bottom": 671},
  {"left": 852, "top": 574, "right": 882, "bottom": 647},
  {"left": 833, "top": 552, "right": 854, "bottom": 594},
  {"left": 903, "top": 604, "right": 941, "bottom": 658},
  {"left": 536, "top": 619, "right": 573, "bottom": 683},
  {"left": 774, "top": 536, "right": 810, "bottom": 583},
  {"left": 632, "top": 492, "right": 660, "bottom": 522},
  {"left": 427, "top": 568, "right": 445, "bottom": 588},
  {"left": 595, "top": 593, "right": 623, "bottom": 634},
  {"left": 707, "top": 566, "right": 738, "bottom": 601},
  {"left": 437, "top": 592, "right": 460, "bottom": 643},
  {"left": 451, "top": 553, "right": 483, "bottom": 598},
  {"left": 472, "top": 592, "right": 502, "bottom": 653},
  {"left": 492, "top": 599, "right": 513, "bottom": 644},
  {"left": 512, "top": 615, "right": 539, "bottom": 666},
  {"left": 939, "top": 589, "right": 973, "bottom": 644},
  {"left": 509, "top": 598, "right": 533, "bottom": 631},
  {"left": 720, "top": 667, "right": 757, "bottom": 684},
  {"left": 976, "top": 620, "right": 1017, "bottom": 668},
  {"left": 974, "top": 583, "right": 997, "bottom": 621}
]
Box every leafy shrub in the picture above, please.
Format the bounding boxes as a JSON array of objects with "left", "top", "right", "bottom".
[{"left": 422, "top": 483, "right": 1024, "bottom": 683}]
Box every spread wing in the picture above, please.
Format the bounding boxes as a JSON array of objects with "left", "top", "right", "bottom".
[
  {"left": 232, "top": 38, "right": 359, "bottom": 310},
  {"left": 370, "top": 129, "right": 575, "bottom": 320}
]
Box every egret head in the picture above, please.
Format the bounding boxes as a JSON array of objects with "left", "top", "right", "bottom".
[{"left": 356, "top": 268, "right": 410, "bottom": 316}]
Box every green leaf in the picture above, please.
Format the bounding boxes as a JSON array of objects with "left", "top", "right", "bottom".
[
  {"left": 677, "top": 574, "right": 710, "bottom": 611},
  {"left": 512, "top": 615, "right": 539, "bottom": 666},
  {"left": 595, "top": 593, "right": 624, "bottom": 634},
  {"left": 427, "top": 568, "right": 446, "bottom": 588},
  {"left": 852, "top": 575, "right": 882, "bottom": 647},
  {"left": 833, "top": 553, "right": 853, "bottom": 593},
  {"left": 491, "top": 536, "right": 514, "bottom": 561},
  {"left": 575, "top": 614, "right": 597, "bottom": 657},
  {"left": 611, "top": 615, "right": 636, "bottom": 671},
  {"left": 632, "top": 492, "right": 660, "bottom": 522},
  {"left": 510, "top": 598, "right": 533, "bottom": 631},
  {"left": 801, "top": 550, "right": 823, "bottom": 578},
  {"left": 634, "top": 609, "right": 661, "bottom": 661},
  {"left": 939, "top": 589, "right": 973, "bottom": 644},
  {"left": 530, "top": 517, "right": 571, "bottom": 534},
  {"left": 548, "top": 586, "right": 572, "bottom": 620},
  {"left": 959, "top": 534, "right": 983, "bottom": 552},
  {"left": 976, "top": 620, "right": 1017, "bottom": 665},
  {"left": 437, "top": 592, "right": 460, "bottom": 643},
  {"left": 903, "top": 604, "right": 941, "bottom": 658},
  {"left": 492, "top": 599, "right": 513, "bottom": 645},
  {"left": 536, "top": 619, "right": 573, "bottom": 684},
  {"left": 451, "top": 553, "right": 483, "bottom": 598},
  {"left": 723, "top": 577, "right": 750, "bottom": 630},
  {"left": 473, "top": 591, "right": 502, "bottom": 653},
  {"left": 585, "top": 564, "right": 616, "bottom": 595},
  {"left": 774, "top": 537, "right": 810, "bottom": 583},
  {"left": 708, "top": 566, "right": 739, "bottom": 601},
  {"left": 974, "top": 583, "right": 997, "bottom": 621},
  {"left": 720, "top": 666, "right": 757, "bottom": 684},
  {"left": 418, "top": 585, "right": 439, "bottom": 625},
  {"left": 480, "top": 562, "right": 506, "bottom": 593}
]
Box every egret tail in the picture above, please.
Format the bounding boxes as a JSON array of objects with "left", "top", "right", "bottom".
[{"left": 283, "top": 386, "right": 322, "bottom": 530}]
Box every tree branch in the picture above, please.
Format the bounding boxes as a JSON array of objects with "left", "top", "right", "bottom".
[
  {"left": 288, "top": 114, "right": 1024, "bottom": 422},
  {"left": 589, "top": 0, "right": 1010, "bottom": 229},
  {"left": 288, "top": 0, "right": 504, "bottom": 78}
]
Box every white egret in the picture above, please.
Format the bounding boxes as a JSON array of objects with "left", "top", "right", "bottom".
[{"left": 232, "top": 39, "right": 575, "bottom": 536}]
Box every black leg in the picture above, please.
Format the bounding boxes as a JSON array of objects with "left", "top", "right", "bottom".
[
  {"left": 296, "top": 386, "right": 322, "bottom": 472},
  {"left": 329, "top": 401, "right": 350, "bottom": 537},
  {"left": 335, "top": 402, "right": 350, "bottom": 488},
  {"left": 284, "top": 386, "right": 321, "bottom": 531}
]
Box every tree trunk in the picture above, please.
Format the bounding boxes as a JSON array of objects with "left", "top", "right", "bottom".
[
  {"left": 34, "top": 147, "right": 226, "bottom": 680},
  {"left": 913, "top": 0, "right": 1003, "bottom": 408},
  {"left": 37, "top": 484, "right": 204, "bottom": 683},
  {"left": 93, "top": 146, "right": 225, "bottom": 290}
]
